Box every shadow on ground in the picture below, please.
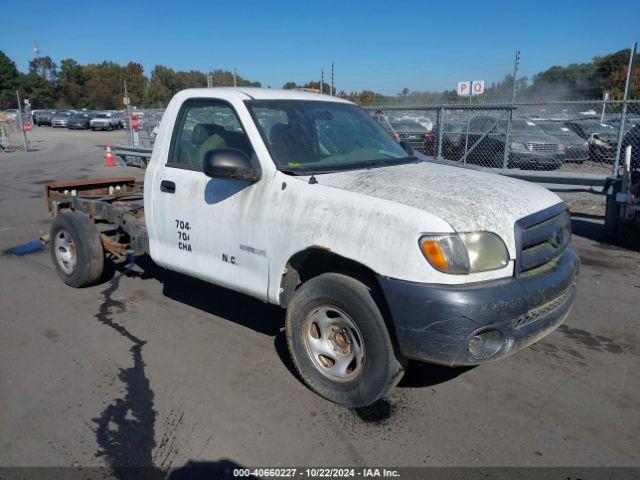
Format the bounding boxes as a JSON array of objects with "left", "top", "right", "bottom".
[
  {"left": 116, "top": 256, "right": 469, "bottom": 393},
  {"left": 398, "top": 361, "right": 473, "bottom": 388},
  {"left": 168, "top": 460, "right": 252, "bottom": 479},
  {"left": 571, "top": 213, "right": 640, "bottom": 252},
  {"left": 121, "top": 255, "right": 284, "bottom": 337}
]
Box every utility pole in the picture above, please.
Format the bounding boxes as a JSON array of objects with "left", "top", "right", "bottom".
[
  {"left": 502, "top": 50, "right": 520, "bottom": 169},
  {"left": 233, "top": 68, "right": 237, "bottom": 87},
  {"left": 612, "top": 41, "right": 637, "bottom": 174},
  {"left": 33, "top": 41, "right": 45, "bottom": 80},
  {"left": 600, "top": 92, "right": 609, "bottom": 123},
  {"left": 330, "top": 61, "right": 334, "bottom": 96},
  {"left": 320, "top": 68, "right": 324, "bottom": 94},
  {"left": 207, "top": 73, "right": 212, "bottom": 88},
  {"left": 16, "top": 90, "right": 28, "bottom": 152}
]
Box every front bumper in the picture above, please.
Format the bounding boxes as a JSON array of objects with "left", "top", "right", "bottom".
[
  {"left": 590, "top": 143, "right": 616, "bottom": 163},
  {"left": 508, "top": 150, "right": 563, "bottom": 169},
  {"left": 563, "top": 146, "right": 589, "bottom": 163},
  {"left": 378, "top": 244, "right": 580, "bottom": 366}
]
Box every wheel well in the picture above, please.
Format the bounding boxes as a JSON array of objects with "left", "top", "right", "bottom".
[
  {"left": 279, "top": 247, "right": 379, "bottom": 307},
  {"left": 279, "top": 247, "right": 404, "bottom": 360}
]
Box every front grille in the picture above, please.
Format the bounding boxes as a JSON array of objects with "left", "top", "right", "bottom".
[
  {"left": 516, "top": 205, "right": 571, "bottom": 275},
  {"left": 526, "top": 142, "right": 556, "bottom": 151},
  {"left": 512, "top": 288, "right": 570, "bottom": 328}
]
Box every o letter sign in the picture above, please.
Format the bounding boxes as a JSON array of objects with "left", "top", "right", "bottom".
[{"left": 472, "top": 80, "right": 485, "bottom": 96}]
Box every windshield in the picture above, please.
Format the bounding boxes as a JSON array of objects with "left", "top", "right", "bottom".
[
  {"left": 391, "top": 122, "right": 427, "bottom": 133},
  {"left": 71, "top": 114, "right": 87, "bottom": 119},
  {"left": 511, "top": 120, "right": 545, "bottom": 134},
  {"left": 538, "top": 122, "right": 576, "bottom": 135},
  {"left": 574, "top": 121, "right": 615, "bottom": 134},
  {"left": 247, "top": 100, "right": 411, "bottom": 173},
  {"left": 95, "top": 113, "right": 109, "bottom": 118}
]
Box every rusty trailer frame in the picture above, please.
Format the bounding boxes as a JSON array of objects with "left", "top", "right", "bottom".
[{"left": 45, "top": 177, "right": 148, "bottom": 260}]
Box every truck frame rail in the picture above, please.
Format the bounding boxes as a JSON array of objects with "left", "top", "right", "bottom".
[{"left": 45, "top": 177, "right": 148, "bottom": 260}]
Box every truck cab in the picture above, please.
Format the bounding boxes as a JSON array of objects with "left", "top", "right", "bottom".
[{"left": 49, "top": 88, "right": 579, "bottom": 407}]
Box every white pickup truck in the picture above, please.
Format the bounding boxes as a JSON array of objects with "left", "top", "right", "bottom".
[{"left": 45, "top": 88, "right": 579, "bottom": 407}]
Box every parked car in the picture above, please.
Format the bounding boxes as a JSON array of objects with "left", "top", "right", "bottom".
[
  {"left": 51, "top": 112, "right": 71, "bottom": 128},
  {"left": 422, "top": 121, "right": 474, "bottom": 159},
  {"left": 67, "top": 112, "right": 93, "bottom": 130},
  {"left": 620, "top": 123, "right": 640, "bottom": 169},
  {"left": 34, "top": 110, "right": 55, "bottom": 126},
  {"left": 389, "top": 119, "right": 432, "bottom": 154},
  {"left": 535, "top": 120, "right": 589, "bottom": 163},
  {"left": 451, "top": 117, "right": 563, "bottom": 170},
  {"left": 45, "top": 87, "right": 578, "bottom": 408},
  {"left": 413, "top": 115, "right": 434, "bottom": 132},
  {"left": 90, "top": 112, "right": 121, "bottom": 131},
  {"left": 371, "top": 110, "right": 399, "bottom": 140},
  {"left": 565, "top": 119, "right": 618, "bottom": 163}
]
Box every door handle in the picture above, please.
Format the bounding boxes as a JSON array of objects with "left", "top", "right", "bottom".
[{"left": 160, "top": 180, "right": 176, "bottom": 194}]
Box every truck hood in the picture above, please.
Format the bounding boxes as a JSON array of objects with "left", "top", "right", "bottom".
[{"left": 312, "top": 161, "right": 562, "bottom": 257}]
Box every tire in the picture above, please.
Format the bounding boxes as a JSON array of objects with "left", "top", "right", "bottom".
[
  {"left": 286, "top": 272, "right": 405, "bottom": 407},
  {"left": 50, "top": 211, "right": 105, "bottom": 288}
]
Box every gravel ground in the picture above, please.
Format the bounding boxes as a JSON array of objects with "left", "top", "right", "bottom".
[{"left": 0, "top": 126, "right": 638, "bottom": 474}]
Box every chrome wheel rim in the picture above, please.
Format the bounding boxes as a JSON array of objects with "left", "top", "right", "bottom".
[
  {"left": 54, "top": 230, "right": 77, "bottom": 274},
  {"left": 303, "top": 306, "right": 366, "bottom": 381}
]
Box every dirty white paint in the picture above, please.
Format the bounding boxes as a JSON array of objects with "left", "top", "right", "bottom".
[
  {"left": 312, "top": 161, "right": 562, "bottom": 259},
  {"left": 145, "top": 88, "right": 565, "bottom": 306}
]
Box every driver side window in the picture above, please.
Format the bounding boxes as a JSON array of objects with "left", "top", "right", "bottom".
[{"left": 169, "top": 100, "right": 254, "bottom": 170}]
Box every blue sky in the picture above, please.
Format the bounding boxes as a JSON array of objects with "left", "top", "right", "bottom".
[{"left": 1, "top": 0, "right": 638, "bottom": 94}]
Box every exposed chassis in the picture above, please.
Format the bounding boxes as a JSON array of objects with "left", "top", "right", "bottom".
[{"left": 45, "top": 177, "right": 148, "bottom": 260}]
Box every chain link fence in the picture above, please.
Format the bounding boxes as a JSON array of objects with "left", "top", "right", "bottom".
[
  {"left": 124, "top": 109, "right": 165, "bottom": 148},
  {"left": 0, "top": 110, "right": 43, "bottom": 152},
  {"left": 367, "top": 99, "right": 640, "bottom": 175}
]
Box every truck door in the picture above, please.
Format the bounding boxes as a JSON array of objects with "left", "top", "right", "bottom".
[{"left": 150, "top": 98, "right": 269, "bottom": 300}]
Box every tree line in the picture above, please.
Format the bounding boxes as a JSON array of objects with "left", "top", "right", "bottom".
[
  {"left": 0, "top": 52, "right": 261, "bottom": 110},
  {"left": 0, "top": 48, "right": 637, "bottom": 110}
]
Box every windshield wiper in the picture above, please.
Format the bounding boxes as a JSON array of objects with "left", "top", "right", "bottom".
[{"left": 278, "top": 156, "right": 421, "bottom": 176}]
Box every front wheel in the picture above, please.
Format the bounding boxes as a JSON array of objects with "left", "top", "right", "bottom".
[
  {"left": 50, "top": 211, "right": 105, "bottom": 287},
  {"left": 286, "top": 273, "right": 405, "bottom": 407}
]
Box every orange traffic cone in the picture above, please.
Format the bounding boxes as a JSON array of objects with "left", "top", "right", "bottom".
[{"left": 104, "top": 144, "right": 116, "bottom": 167}]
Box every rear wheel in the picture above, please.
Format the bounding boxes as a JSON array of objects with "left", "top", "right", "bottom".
[
  {"left": 286, "top": 272, "right": 405, "bottom": 407},
  {"left": 50, "top": 211, "right": 104, "bottom": 288}
]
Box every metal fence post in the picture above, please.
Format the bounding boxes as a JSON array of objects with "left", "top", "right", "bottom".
[
  {"left": 436, "top": 107, "right": 444, "bottom": 160},
  {"left": 15, "top": 90, "right": 28, "bottom": 152},
  {"left": 612, "top": 41, "right": 637, "bottom": 175},
  {"left": 502, "top": 50, "right": 520, "bottom": 169},
  {"left": 124, "top": 80, "right": 134, "bottom": 147}
]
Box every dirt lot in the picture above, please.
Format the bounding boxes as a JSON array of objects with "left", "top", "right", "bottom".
[{"left": 0, "top": 126, "right": 639, "bottom": 472}]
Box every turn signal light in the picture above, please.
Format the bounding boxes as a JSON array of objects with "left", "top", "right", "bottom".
[{"left": 420, "top": 240, "right": 448, "bottom": 271}]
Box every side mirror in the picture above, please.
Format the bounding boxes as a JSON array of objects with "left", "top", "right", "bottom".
[
  {"left": 399, "top": 139, "right": 415, "bottom": 156},
  {"left": 202, "top": 148, "right": 261, "bottom": 182}
]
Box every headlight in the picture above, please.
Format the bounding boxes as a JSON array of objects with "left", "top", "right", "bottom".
[
  {"left": 557, "top": 144, "right": 565, "bottom": 152},
  {"left": 510, "top": 141, "right": 525, "bottom": 150},
  {"left": 459, "top": 232, "right": 510, "bottom": 272},
  {"left": 419, "top": 232, "right": 509, "bottom": 274}
]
